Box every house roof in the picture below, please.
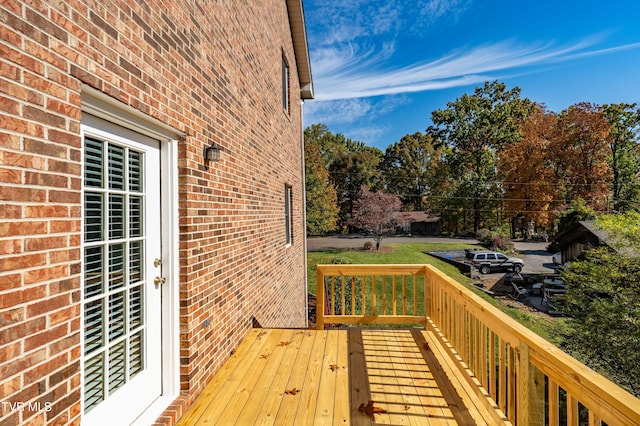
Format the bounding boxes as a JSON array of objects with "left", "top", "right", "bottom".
[
  {"left": 578, "top": 220, "right": 610, "bottom": 241},
  {"left": 287, "top": 0, "right": 314, "bottom": 99},
  {"left": 557, "top": 220, "right": 611, "bottom": 249},
  {"left": 398, "top": 212, "right": 440, "bottom": 223}
]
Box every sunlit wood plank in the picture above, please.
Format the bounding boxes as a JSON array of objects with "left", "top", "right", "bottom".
[{"left": 273, "top": 331, "right": 318, "bottom": 425}]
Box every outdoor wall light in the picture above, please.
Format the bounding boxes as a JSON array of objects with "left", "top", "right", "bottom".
[{"left": 203, "top": 144, "right": 221, "bottom": 170}]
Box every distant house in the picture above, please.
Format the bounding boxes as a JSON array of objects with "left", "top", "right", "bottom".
[
  {"left": 556, "top": 220, "right": 610, "bottom": 263},
  {"left": 398, "top": 212, "right": 441, "bottom": 236},
  {"left": 0, "top": 1, "right": 312, "bottom": 425}
]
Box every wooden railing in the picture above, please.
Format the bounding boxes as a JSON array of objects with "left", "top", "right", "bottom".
[{"left": 316, "top": 264, "right": 640, "bottom": 426}]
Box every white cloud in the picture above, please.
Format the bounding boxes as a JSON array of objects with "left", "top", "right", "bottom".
[
  {"left": 304, "top": 96, "right": 410, "bottom": 126},
  {"left": 311, "top": 37, "right": 640, "bottom": 101},
  {"left": 304, "top": 98, "right": 375, "bottom": 125},
  {"left": 304, "top": 96, "right": 411, "bottom": 147}
]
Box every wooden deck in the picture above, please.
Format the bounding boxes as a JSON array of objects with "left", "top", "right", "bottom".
[{"left": 177, "top": 328, "right": 502, "bottom": 425}]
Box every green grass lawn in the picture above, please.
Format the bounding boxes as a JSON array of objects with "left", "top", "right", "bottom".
[
  {"left": 307, "top": 241, "right": 558, "bottom": 341},
  {"left": 307, "top": 242, "right": 476, "bottom": 295}
]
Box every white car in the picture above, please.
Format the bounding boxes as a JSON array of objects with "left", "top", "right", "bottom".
[{"left": 552, "top": 252, "right": 562, "bottom": 264}]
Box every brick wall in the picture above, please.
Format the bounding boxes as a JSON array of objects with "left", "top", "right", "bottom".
[{"left": 0, "top": 1, "right": 308, "bottom": 425}]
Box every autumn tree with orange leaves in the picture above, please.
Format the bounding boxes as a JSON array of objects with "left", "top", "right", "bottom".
[
  {"left": 551, "top": 102, "right": 612, "bottom": 212},
  {"left": 499, "top": 105, "right": 560, "bottom": 228}
]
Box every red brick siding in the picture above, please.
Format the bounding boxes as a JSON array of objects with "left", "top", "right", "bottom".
[{"left": 0, "top": 1, "right": 308, "bottom": 425}]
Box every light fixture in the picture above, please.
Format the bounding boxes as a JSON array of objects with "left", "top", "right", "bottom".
[{"left": 203, "top": 144, "right": 221, "bottom": 170}]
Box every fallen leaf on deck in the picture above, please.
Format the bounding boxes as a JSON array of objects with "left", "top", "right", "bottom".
[
  {"left": 285, "top": 388, "right": 300, "bottom": 395},
  {"left": 259, "top": 353, "right": 269, "bottom": 359},
  {"left": 404, "top": 405, "right": 410, "bottom": 411},
  {"left": 423, "top": 342, "right": 430, "bottom": 351},
  {"left": 329, "top": 364, "right": 339, "bottom": 371},
  {"left": 358, "top": 400, "right": 386, "bottom": 420},
  {"left": 277, "top": 341, "right": 291, "bottom": 346}
]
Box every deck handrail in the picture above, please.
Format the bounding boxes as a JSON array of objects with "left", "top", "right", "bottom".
[
  {"left": 316, "top": 264, "right": 429, "bottom": 328},
  {"left": 316, "top": 263, "right": 640, "bottom": 426}
]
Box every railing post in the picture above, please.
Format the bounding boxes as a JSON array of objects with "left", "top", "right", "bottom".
[
  {"left": 517, "top": 342, "right": 530, "bottom": 425},
  {"left": 316, "top": 266, "right": 325, "bottom": 330},
  {"left": 518, "top": 341, "right": 545, "bottom": 426},
  {"left": 529, "top": 365, "right": 545, "bottom": 425},
  {"left": 423, "top": 266, "right": 431, "bottom": 330}
]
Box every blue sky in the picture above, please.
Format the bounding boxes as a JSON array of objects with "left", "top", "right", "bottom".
[{"left": 302, "top": 0, "right": 640, "bottom": 151}]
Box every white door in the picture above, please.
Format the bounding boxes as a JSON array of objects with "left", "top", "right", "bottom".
[{"left": 81, "top": 115, "right": 162, "bottom": 425}]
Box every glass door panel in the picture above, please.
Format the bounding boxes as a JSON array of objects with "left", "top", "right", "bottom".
[{"left": 81, "top": 127, "right": 161, "bottom": 425}]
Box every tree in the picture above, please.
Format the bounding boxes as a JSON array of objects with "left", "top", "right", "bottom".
[
  {"left": 381, "top": 131, "right": 442, "bottom": 211},
  {"left": 304, "top": 123, "right": 347, "bottom": 168},
  {"left": 348, "top": 187, "right": 405, "bottom": 250},
  {"left": 595, "top": 210, "right": 640, "bottom": 250},
  {"left": 431, "top": 80, "right": 533, "bottom": 231},
  {"left": 304, "top": 139, "right": 339, "bottom": 235},
  {"left": 556, "top": 198, "right": 596, "bottom": 234},
  {"left": 498, "top": 105, "right": 560, "bottom": 228},
  {"left": 551, "top": 103, "right": 612, "bottom": 211},
  {"left": 602, "top": 103, "right": 640, "bottom": 212},
  {"left": 556, "top": 212, "right": 640, "bottom": 397},
  {"left": 329, "top": 146, "right": 383, "bottom": 230},
  {"left": 303, "top": 123, "right": 383, "bottom": 232}
]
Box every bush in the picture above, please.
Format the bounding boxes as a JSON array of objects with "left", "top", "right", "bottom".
[
  {"left": 547, "top": 242, "right": 560, "bottom": 253},
  {"left": 476, "top": 228, "right": 492, "bottom": 247},
  {"left": 492, "top": 235, "right": 504, "bottom": 250},
  {"left": 363, "top": 241, "right": 373, "bottom": 251},
  {"left": 329, "top": 256, "right": 353, "bottom": 265},
  {"left": 477, "top": 227, "right": 512, "bottom": 250}
]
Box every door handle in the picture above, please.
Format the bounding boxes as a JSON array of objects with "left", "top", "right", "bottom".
[{"left": 154, "top": 276, "right": 166, "bottom": 288}]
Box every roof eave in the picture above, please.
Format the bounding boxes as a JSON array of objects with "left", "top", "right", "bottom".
[{"left": 286, "top": 0, "right": 314, "bottom": 100}]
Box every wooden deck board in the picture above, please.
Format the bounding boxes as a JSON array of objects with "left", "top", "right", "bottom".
[
  {"left": 212, "top": 328, "right": 290, "bottom": 425},
  {"left": 314, "top": 329, "right": 340, "bottom": 424},
  {"left": 248, "top": 330, "right": 303, "bottom": 425},
  {"left": 363, "top": 330, "right": 415, "bottom": 425},
  {"left": 177, "top": 328, "right": 507, "bottom": 425},
  {"left": 293, "top": 330, "right": 328, "bottom": 425},
  {"left": 388, "top": 329, "right": 446, "bottom": 425},
  {"left": 272, "top": 331, "right": 318, "bottom": 425}
]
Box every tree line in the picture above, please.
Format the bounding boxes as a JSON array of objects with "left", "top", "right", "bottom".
[{"left": 305, "top": 80, "right": 640, "bottom": 237}]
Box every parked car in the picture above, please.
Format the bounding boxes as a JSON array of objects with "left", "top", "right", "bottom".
[
  {"left": 470, "top": 251, "right": 524, "bottom": 274},
  {"left": 552, "top": 252, "right": 562, "bottom": 264}
]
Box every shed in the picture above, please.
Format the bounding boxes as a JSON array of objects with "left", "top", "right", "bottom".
[{"left": 556, "top": 220, "right": 610, "bottom": 263}]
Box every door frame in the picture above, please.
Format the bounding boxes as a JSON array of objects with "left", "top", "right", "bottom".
[{"left": 81, "top": 86, "right": 182, "bottom": 424}]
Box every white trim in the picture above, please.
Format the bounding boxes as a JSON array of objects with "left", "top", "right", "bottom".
[
  {"left": 159, "top": 138, "right": 181, "bottom": 398},
  {"left": 300, "top": 100, "right": 309, "bottom": 328},
  {"left": 130, "top": 139, "right": 181, "bottom": 426},
  {"left": 81, "top": 90, "right": 181, "bottom": 425},
  {"left": 130, "top": 396, "right": 177, "bottom": 426}
]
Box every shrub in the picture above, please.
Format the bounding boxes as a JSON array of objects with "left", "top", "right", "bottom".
[
  {"left": 477, "top": 227, "right": 512, "bottom": 250},
  {"left": 547, "top": 242, "right": 560, "bottom": 253},
  {"left": 492, "top": 235, "right": 504, "bottom": 250},
  {"left": 329, "top": 256, "right": 352, "bottom": 265},
  {"left": 476, "top": 228, "right": 492, "bottom": 247},
  {"left": 363, "top": 241, "right": 373, "bottom": 251}
]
